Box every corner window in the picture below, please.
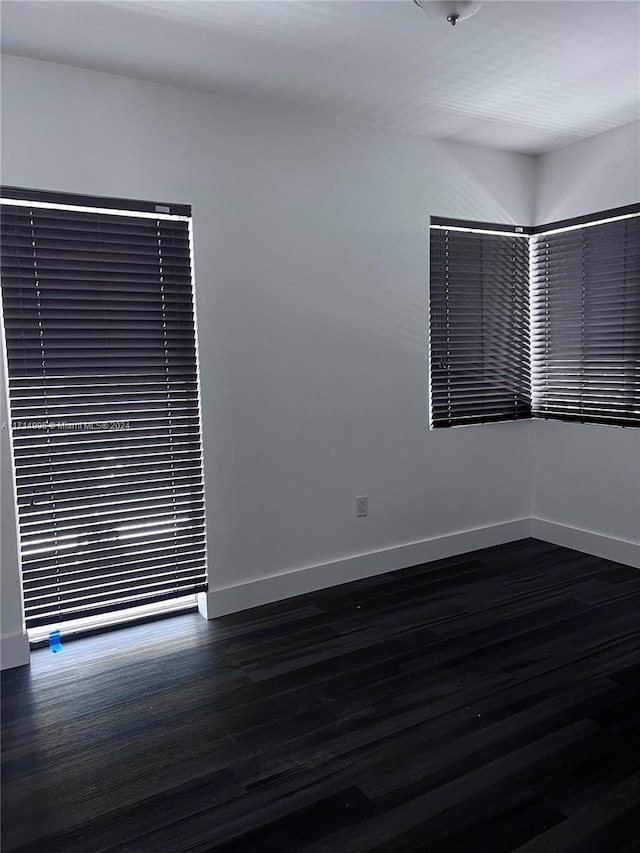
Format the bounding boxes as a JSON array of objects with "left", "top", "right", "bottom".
[{"left": 429, "top": 207, "right": 639, "bottom": 429}]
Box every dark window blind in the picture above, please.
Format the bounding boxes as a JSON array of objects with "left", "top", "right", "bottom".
[
  {"left": 530, "top": 215, "right": 640, "bottom": 427},
  {"left": 0, "top": 195, "right": 207, "bottom": 629},
  {"left": 429, "top": 227, "right": 531, "bottom": 427}
]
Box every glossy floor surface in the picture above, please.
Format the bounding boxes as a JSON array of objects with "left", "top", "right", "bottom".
[{"left": 2, "top": 538, "right": 640, "bottom": 852}]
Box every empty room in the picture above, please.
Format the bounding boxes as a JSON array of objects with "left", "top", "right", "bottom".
[{"left": 0, "top": 0, "right": 639, "bottom": 850}]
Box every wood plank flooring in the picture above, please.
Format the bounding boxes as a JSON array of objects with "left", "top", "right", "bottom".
[{"left": 2, "top": 538, "right": 640, "bottom": 852}]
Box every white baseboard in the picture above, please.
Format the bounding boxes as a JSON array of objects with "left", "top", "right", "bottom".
[
  {"left": 531, "top": 518, "right": 640, "bottom": 569},
  {"left": 1, "top": 631, "right": 30, "bottom": 670},
  {"left": 0, "top": 519, "right": 631, "bottom": 642},
  {"left": 199, "top": 517, "right": 532, "bottom": 618}
]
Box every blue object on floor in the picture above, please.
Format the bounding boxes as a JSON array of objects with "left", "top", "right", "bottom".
[{"left": 49, "top": 630, "right": 63, "bottom": 653}]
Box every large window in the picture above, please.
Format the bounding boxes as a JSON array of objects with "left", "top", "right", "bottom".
[
  {"left": 429, "top": 206, "right": 639, "bottom": 429},
  {"left": 0, "top": 187, "right": 207, "bottom": 634}
]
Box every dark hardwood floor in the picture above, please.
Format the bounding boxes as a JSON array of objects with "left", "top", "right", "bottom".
[{"left": 2, "top": 538, "right": 640, "bottom": 852}]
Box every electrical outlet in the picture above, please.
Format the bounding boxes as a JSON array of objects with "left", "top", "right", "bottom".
[{"left": 356, "top": 496, "right": 368, "bottom": 517}]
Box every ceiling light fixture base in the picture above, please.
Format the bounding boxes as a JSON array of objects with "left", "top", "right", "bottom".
[{"left": 414, "top": 1, "right": 482, "bottom": 27}]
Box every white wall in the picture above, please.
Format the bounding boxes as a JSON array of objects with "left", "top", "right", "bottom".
[
  {"left": 0, "top": 55, "right": 536, "bottom": 643},
  {"left": 532, "top": 121, "right": 640, "bottom": 565}
]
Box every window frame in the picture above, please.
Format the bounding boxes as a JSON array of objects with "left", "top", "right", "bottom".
[
  {"left": 0, "top": 186, "right": 209, "bottom": 635},
  {"left": 429, "top": 217, "right": 532, "bottom": 429}
]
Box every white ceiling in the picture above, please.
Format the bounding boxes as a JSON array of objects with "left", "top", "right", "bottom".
[{"left": 1, "top": 0, "right": 639, "bottom": 154}]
